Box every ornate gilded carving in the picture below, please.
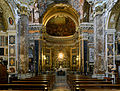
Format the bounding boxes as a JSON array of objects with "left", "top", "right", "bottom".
[
  {"left": 9, "top": 35, "right": 15, "bottom": 44},
  {"left": 9, "top": 58, "right": 15, "bottom": 66},
  {"left": 9, "top": 45, "right": 15, "bottom": 56}
]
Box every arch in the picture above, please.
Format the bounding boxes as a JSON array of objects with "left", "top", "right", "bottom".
[
  {"left": 106, "top": 0, "right": 120, "bottom": 30},
  {"left": 44, "top": 12, "right": 78, "bottom": 28},
  {"left": 0, "top": 0, "right": 16, "bottom": 30},
  {"left": 43, "top": 3, "right": 80, "bottom": 28}
]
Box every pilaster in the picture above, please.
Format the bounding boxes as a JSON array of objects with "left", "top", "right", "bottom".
[
  {"left": 79, "top": 23, "right": 94, "bottom": 74},
  {"left": 105, "top": 29, "right": 116, "bottom": 78},
  {"left": 8, "top": 30, "right": 17, "bottom": 73}
]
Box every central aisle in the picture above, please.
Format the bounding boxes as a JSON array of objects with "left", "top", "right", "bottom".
[{"left": 52, "top": 69, "right": 71, "bottom": 91}]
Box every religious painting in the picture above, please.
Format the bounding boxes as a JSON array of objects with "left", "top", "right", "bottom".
[
  {"left": 9, "top": 17, "right": 14, "bottom": 25},
  {"left": 9, "top": 36, "right": 15, "bottom": 44},
  {"left": 46, "top": 16, "right": 76, "bottom": 36},
  {"left": 107, "top": 34, "right": 113, "bottom": 43},
  {"left": 9, "top": 45, "right": 15, "bottom": 56},
  {"left": 9, "top": 58, "right": 15, "bottom": 66},
  {"left": 72, "top": 55, "right": 76, "bottom": 65},
  {"left": 107, "top": 44, "right": 113, "bottom": 56}
]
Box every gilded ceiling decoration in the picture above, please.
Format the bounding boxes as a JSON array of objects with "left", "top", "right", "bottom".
[
  {"left": 0, "top": 9, "right": 5, "bottom": 31},
  {"left": 107, "top": 0, "right": 120, "bottom": 29},
  {"left": 0, "top": 0, "right": 16, "bottom": 30},
  {"left": 43, "top": 3, "right": 79, "bottom": 26},
  {"left": 46, "top": 16, "right": 76, "bottom": 36}
]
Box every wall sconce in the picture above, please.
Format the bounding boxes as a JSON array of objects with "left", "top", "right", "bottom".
[
  {"left": 43, "top": 55, "right": 46, "bottom": 60},
  {"left": 76, "top": 55, "right": 79, "bottom": 61}
]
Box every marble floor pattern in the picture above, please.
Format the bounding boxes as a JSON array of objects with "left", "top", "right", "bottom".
[{"left": 52, "top": 73, "right": 71, "bottom": 91}]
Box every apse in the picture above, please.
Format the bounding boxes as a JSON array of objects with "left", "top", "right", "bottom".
[{"left": 46, "top": 16, "right": 76, "bottom": 36}]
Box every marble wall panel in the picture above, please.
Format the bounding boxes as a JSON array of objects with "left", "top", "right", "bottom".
[{"left": 89, "top": 48, "right": 94, "bottom": 62}]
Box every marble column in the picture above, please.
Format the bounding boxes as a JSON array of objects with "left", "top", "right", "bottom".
[
  {"left": 93, "top": 15, "right": 105, "bottom": 78},
  {"left": 92, "top": 1, "right": 107, "bottom": 78},
  {"left": 18, "top": 15, "right": 29, "bottom": 73}
]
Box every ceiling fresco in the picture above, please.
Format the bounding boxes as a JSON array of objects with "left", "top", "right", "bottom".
[{"left": 46, "top": 16, "right": 76, "bottom": 36}]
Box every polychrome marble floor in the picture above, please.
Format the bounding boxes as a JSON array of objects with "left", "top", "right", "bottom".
[
  {"left": 52, "top": 88, "right": 71, "bottom": 91},
  {"left": 52, "top": 73, "right": 71, "bottom": 91}
]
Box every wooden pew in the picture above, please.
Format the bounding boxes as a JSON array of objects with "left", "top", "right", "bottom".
[
  {"left": 74, "top": 84, "right": 120, "bottom": 91},
  {"left": 75, "top": 81, "right": 112, "bottom": 84},
  {"left": 11, "top": 74, "right": 55, "bottom": 90},
  {"left": 67, "top": 74, "right": 102, "bottom": 89},
  {"left": 72, "top": 79, "right": 104, "bottom": 81},
  {"left": 12, "top": 80, "right": 49, "bottom": 84},
  {"left": 20, "top": 78, "right": 54, "bottom": 89},
  {"left": 69, "top": 79, "right": 111, "bottom": 90},
  {"left": 0, "top": 84, "right": 48, "bottom": 90},
  {"left": 11, "top": 80, "right": 51, "bottom": 89},
  {"left": 67, "top": 75, "right": 120, "bottom": 91}
]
